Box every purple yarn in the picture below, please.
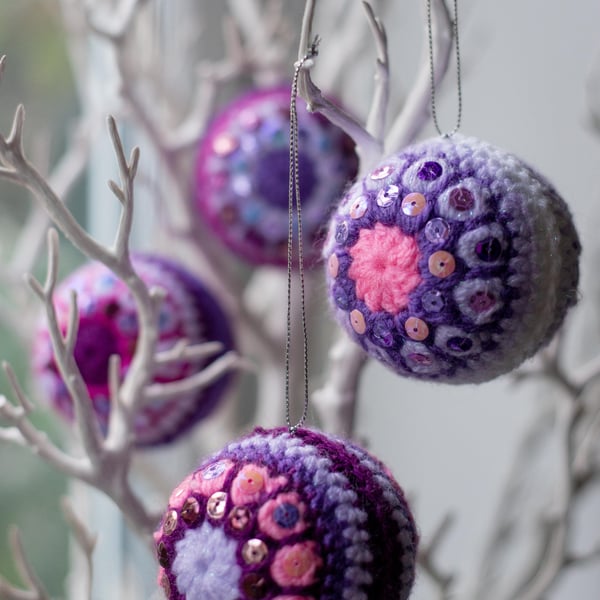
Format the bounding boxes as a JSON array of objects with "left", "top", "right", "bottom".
[
  {"left": 155, "top": 427, "right": 418, "bottom": 600},
  {"left": 323, "top": 135, "right": 581, "bottom": 384},
  {"left": 32, "top": 254, "right": 234, "bottom": 446},
  {"left": 195, "top": 86, "right": 358, "bottom": 266}
]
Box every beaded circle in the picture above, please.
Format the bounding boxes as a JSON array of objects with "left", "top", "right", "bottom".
[
  {"left": 323, "top": 135, "right": 580, "bottom": 384},
  {"left": 195, "top": 86, "right": 358, "bottom": 266},
  {"left": 154, "top": 427, "right": 418, "bottom": 600},
  {"left": 32, "top": 255, "right": 234, "bottom": 446}
]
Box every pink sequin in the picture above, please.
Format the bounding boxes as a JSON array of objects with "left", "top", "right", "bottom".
[
  {"left": 348, "top": 223, "right": 422, "bottom": 314},
  {"left": 271, "top": 542, "right": 322, "bottom": 587},
  {"left": 231, "top": 464, "right": 287, "bottom": 505}
]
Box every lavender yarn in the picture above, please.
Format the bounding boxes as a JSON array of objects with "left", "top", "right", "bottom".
[
  {"left": 32, "top": 254, "right": 234, "bottom": 446},
  {"left": 323, "top": 135, "right": 581, "bottom": 384},
  {"left": 155, "top": 427, "right": 418, "bottom": 600},
  {"left": 195, "top": 86, "right": 358, "bottom": 266}
]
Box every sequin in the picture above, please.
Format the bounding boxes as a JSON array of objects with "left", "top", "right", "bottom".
[
  {"left": 401, "top": 193, "right": 427, "bottom": 216},
  {"left": 157, "top": 541, "right": 170, "bottom": 568},
  {"left": 229, "top": 506, "right": 251, "bottom": 531},
  {"left": 428, "top": 251, "right": 456, "bottom": 278},
  {"left": 376, "top": 184, "right": 400, "bottom": 207},
  {"left": 447, "top": 336, "right": 473, "bottom": 352},
  {"left": 422, "top": 289, "right": 445, "bottom": 312},
  {"left": 350, "top": 309, "right": 367, "bottom": 334},
  {"left": 475, "top": 237, "right": 502, "bottom": 262},
  {"left": 469, "top": 290, "right": 497, "bottom": 312},
  {"left": 213, "top": 134, "right": 239, "bottom": 157},
  {"left": 417, "top": 161, "right": 443, "bottom": 181},
  {"left": 180, "top": 497, "right": 201, "bottom": 525},
  {"left": 273, "top": 503, "right": 300, "bottom": 528},
  {"left": 207, "top": 491, "right": 228, "bottom": 519},
  {"left": 160, "top": 572, "right": 171, "bottom": 597},
  {"left": 406, "top": 352, "right": 433, "bottom": 366},
  {"left": 370, "top": 164, "right": 394, "bottom": 180},
  {"left": 242, "top": 539, "right": 269, "bottom": 564},
  {"left": 405, "top": 317, "right": 429, "bottom": 341},
  {"left": 334, "top": 285, "right": 351, "bottom": 310},
  {"left": 449, "top": 187, "right": 474, "bottom": 211},
  {"left": 424, "top": 218, "right": 450, "bottom": 243},
  {"left": 350, "top": 196, "right": 368, "bottom": 219},
  {"left": 241, "top": 573, "right": 267, "bottom": 599},
  {"left": 328, "top": 254, "right": 339, "bottom": 277},
  {"left": 202, "top": 460, "right": 229, "bottom": 481},
  {"left": 335, "top": 221, "right": 348, "bottom": 244},
  {"left": 163, "top": 510, "right": 178, "bottom": 535},
  {"left": 372, "top": 321, "right": 394, "bottom": 347}
]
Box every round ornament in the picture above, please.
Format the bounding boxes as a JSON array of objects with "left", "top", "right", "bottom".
[
  {"left": 195, "top": 86, "right": 358, "bottom": 266},
  {"left": 154, "top": 427, "right": 418, "bottom": 600},
  {"left": 323, "top": 135, "right": 580, "bottom": 383},
  {"left": 32, "top": 254, "right": 234, "bottom": 446}
]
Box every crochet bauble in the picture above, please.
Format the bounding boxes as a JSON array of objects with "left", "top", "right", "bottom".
[
  {"left": 32, "top": 255, "right": 234, "bottom": 446},
  {"left": 154, "top": 427, "right": 418, "bottom": 600},
  {"left": 323, "top": 135, "right": 581, "bottom": 384},
  {"left": 195, "top": 86, "right": 358, "bottom": 266}
]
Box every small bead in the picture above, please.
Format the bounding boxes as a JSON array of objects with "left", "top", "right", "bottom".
[
  {"left": 424, "top": 218, "right": 450, "bottom": 243},
  {"left": 207, "top": 491, "right": 228, "bottom": 519},
  {"left": 417, "top": 161, "right": 443, "bottom": 181},
  {"left": 162, "top": 510, "right": 178, "bottom": 536},
  {"left": 376, "top": 184, "right": 400, "bottom": 207},
  {"left": 213, "top": 133, "right": 239, "bottom": 157},
  {"left": 428, "top": 251, "right": 456, "bottom": 278},
  {"left": 475, "top": 237, "right": 502, "bottom": 262},
  {"left": 350, "top": 196, "right": 368, "bottom": 219},
  {"left": 180, "top": 497, "right": 201, "bottom": 525},
  {"left": 401, "top": 193, "right": 427, "bottom": 216},
  {"left": 229, "top": 506, "right": 251, "bottom": 531},
  {"left": 422, "top": 289, "right": 445, "bottom": 312},
  {"left": 405, "top": 317, "right": 429, "bottom": 341},
  {"left": 370, "top": 164, "right": 394, "bottom": 180},
  {"left": 449, "top": 187, "right": 474, "bottom": 211},
  {"left": 328, "top": 253, "right": 339, "bottom": 278},
  {"left": 350, "top": 309, "right": 367, "bottom": 334},
  {"left": 242, "top": 538, "right": 269, "bottom": 564},
  {"left": 241, "top": 573, "right": 267, "bottom": 599}
]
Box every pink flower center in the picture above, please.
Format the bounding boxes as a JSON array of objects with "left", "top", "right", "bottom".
[{"left": 348, "top": 223, "right": 422, "bottom": 314}]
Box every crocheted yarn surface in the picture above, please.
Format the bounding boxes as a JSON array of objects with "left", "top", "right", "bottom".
[
  {"left": 323, "top": 135, "right": 580, "bottom": 383},
  {"left": 154, "top": 427, "right": 418, "bottom": 600},
  {"left": 32, "top": 255, "right": 234, "bottom": 446},
  {"left": 195, "top": 86, "right": 358, "bottom": 266}
]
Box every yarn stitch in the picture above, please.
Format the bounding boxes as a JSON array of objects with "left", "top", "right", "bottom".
[
  {"left": 32, "top": 254, "right": 234, "bottom": 446},
  {"left": 323, "top": 135, "right": 580, "bottom": 384},
  {"left": 154, "top": 427, "right": 418, "bottom": 600}
]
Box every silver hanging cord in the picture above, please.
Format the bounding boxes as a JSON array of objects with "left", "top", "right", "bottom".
[
  {"left": 427, "top": 0, "right": 463, "bottom": 137},
  {"left": 285, "top": 36, "right": 320, "bottom": 434}
]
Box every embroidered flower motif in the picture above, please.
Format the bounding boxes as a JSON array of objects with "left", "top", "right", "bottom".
[
  {"left": 271, "top": 541, "right": 322, "bottom": 587},
  {"left": 190, "top": 459, "right": 234, "bottom": 497},
  {"left": 257, "top": 492, "right": 307, "bottom": 540},
  {"left": 231, "top": 464, "right": 287, "bottom": 505}
]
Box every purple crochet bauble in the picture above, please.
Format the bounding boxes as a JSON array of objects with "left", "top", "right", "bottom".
[
  {"left": 195, "top": 86, "right": 358, "bottom": 266},
  {"left": 32, "top": 255, "right": 234, "bottom": 446},
  {"left": 154, "top": 427, "right": 418, "bottom": 600},
  {"left": 323, "top": 135, "right": 581, "bottom": 384}
]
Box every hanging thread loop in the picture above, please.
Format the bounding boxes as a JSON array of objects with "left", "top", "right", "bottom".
[
  {"left": 427, "top": 0, "right": 463, "bottom": 137},
  {"left": 285, "top": 37, "right": 320, "bottom": 434}
]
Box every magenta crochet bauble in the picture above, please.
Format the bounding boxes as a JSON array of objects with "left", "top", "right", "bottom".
[
  {"left": 154, "top": 427, "right": 418, "bottom": 600},
  {"left": 195, "top": 86, "right": 358, "bottom": 266},
  {"left": 323, "top": 135, "right": 581, "bottom": 384},
  {"left": 32, "top": 255, "right": 234, "bottom": 446}
]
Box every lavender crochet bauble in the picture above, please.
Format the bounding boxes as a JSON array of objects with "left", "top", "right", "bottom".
[
  {"left": 32, "top": 255, "right": 234, "bottom": 446},
  {"left": 323, "top": 135, "right": 580, "bottom": 384},
  {"left": 195, "top": 86, "right": 358, "bottom": 266},
  {"left": 154, "top": 427, "right": 418, "bottom": 600}
]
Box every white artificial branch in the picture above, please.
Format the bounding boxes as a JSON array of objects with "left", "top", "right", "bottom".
[
  {"left": 154, "top": 340, "right": 225, "bottom": 365},
  {"left": 384, "top": 0, "right": 453, "bottom": 153}
]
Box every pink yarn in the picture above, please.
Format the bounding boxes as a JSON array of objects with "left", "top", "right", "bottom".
[{"left": 348, "top": 223, "right": 422, "bottom": 313}]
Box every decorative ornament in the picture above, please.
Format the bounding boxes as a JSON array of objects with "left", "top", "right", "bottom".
[
  {"left": 154, "top": 427, "right": 418, "bottom": 600},
  {"left": 194, "top": 85, "right": 358, "bottom": 266},
  {"left": 323, "top": 134, "right": 580, "bottom": 383},
  {"left": 32, "top": 254, "right": 234, "bottom": 446}
]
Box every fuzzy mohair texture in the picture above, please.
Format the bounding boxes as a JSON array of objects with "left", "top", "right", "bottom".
[
  {"left": 32, "top": 254, "right": 234, "bottom": 446},
  {"left": 154, "top": 427, "right": 418, "bottom": 600},
  {"left": 323, "top": 135, "right": 581, "bottom": 384},
  {"left": 195, "top": 86, "right": 358, "bottom": 266}
]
